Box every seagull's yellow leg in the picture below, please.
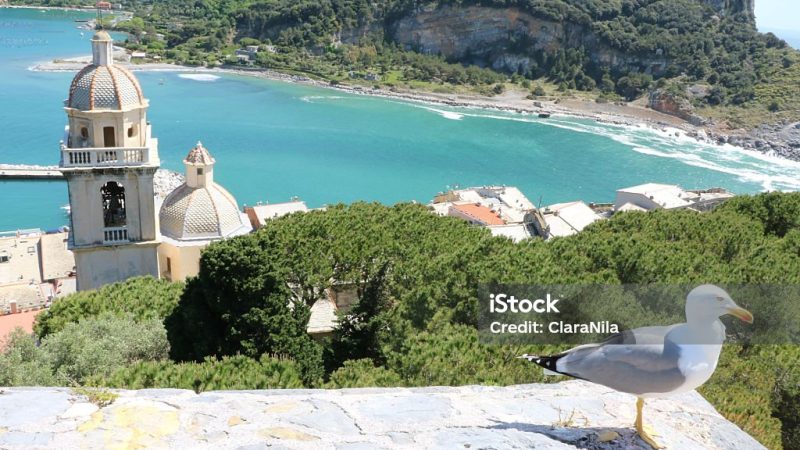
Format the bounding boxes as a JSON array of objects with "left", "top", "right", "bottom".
[{"left": 635, "top": 397, "right": 663, "bottom": 449}]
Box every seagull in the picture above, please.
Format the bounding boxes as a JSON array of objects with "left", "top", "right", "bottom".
[{"left": 520, "top": 284, "right": 753, "bottom": 449}]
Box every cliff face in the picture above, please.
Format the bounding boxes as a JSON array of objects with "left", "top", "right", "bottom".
[
  {"left": 703, "top": 0, "right": 756, "bottom": 18},
  {"left": 0, "top": 381, "right": 765, "bottom": 449},
  {"left": 384, "top": 5, "right": 668, "bottom": 77},
  {"left": 648, "top": 89, "right": 708, "bottom": 126},
  {"left": 338, "top": 1, "right": 757, "bottom": 79}
]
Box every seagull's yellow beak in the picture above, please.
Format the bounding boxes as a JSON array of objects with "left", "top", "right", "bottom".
[{"left": 727, "top": 305, "right": 754, "bottom": 324}]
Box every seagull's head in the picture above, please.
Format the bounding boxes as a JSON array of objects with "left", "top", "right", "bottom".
[{"left": 686, "top": 284, "right": 753, "bottom": 324}]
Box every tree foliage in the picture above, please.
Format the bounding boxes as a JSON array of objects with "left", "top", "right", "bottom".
[
  {"left": 34, "top": 276, "right": 183, "bottom": 338},
  {"left": 90, "top": 355, "right": 304, "bottom": 392},
  {"left": 1, "top": 313, "right": 169, "bottom": 386},
  {"left": 165, "top": 234, "right": 324, "bottom": 386},
  {"left": 27, "top": 194, "right": 800, "bottom": 448},
  {"left": 87, "top": 0, "right": 798, "bottom": 120}
]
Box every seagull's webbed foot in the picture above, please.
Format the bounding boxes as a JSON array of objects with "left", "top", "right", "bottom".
[
  {"left": 635, "top": 398, "right": 664, "bottom": 449},
  {"left": 635, "top": 422, "right": 663, "bottom": 449}
]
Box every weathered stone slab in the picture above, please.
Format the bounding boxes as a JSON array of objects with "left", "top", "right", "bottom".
[{"left": 0, "top": 381, "right": 766, "bottom": 449}]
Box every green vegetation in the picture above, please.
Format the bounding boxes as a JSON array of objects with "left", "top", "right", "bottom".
[
  {"left": 72, "top": 387, "right": 118, "bottom": 407},
  {"left": 34, "top": 276, "right": 183, "bottom": 337},
  {"left": 165, "top": 235, "right": 324, "bottom": 385},
  {"left": 50, "top": 0, "right": 794, "bottom": 128},
  {"left": 12, "top": 0, "right": 798, "bottom": 124},
  {"left": 91, "top": 355, "right": 304, "bottom": 392},
  {"left": 3, "top": 193, "right": 796, "bottom": 448},
  {"left": 1, "top": 313, "right": 169, "bottom": 386}
]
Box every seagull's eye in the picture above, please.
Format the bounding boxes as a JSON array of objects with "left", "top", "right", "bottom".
[{"left": 716, "top": 296, "right": 724, "bottom": 302}]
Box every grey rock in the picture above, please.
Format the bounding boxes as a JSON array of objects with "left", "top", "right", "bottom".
[
  {"left": 0, "top": 431, "right": 53, "bottom": 446},
  {"left": 0, "top": 382, "right": 766, "bottom": 449},
  {"left": 0, "top": 389, "right": 71, "bottom": 427}
]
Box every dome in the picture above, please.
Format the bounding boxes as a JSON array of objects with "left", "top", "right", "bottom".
[
  {"left": 68, "top": 64, "right": 145, "bottom": 111},
  {"left": 159, "top": 142, "right": 251, "bottom": 241},
  {"left": 66, "top": 30, "right": 145, "bottom": 111},
  {"left": 159, "top": 183, "right": 250, "bottom": 241}
]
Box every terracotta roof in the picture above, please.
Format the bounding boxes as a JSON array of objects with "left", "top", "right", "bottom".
[
  {"left": 0, "top": 310, "right": 43, "bottom": 345},
  {"left": 451, "top": 203, "right": 505, "bottom": 226},
  {"left": 184, "top": 142, "right": 216, "bottom": 165}
]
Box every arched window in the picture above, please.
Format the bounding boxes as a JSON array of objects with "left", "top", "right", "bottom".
[
  {"left": 101, "top": 181, "right": 126, "bottom": 227},
  {"left": 80, "top": 127, "right": 89, "bottom": 139}
]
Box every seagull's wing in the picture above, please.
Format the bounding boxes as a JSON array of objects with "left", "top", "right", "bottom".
[{"left": 555, "top": 325, "right": 688, "bottom": 396}]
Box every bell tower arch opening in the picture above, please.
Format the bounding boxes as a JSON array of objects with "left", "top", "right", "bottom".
[{"left": 101, "top": 181, "right": 126, "bottom": 227}]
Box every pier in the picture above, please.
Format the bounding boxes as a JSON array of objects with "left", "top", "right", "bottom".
[{"left": 0, "top": 164, "right": 64, "bottom": 180}]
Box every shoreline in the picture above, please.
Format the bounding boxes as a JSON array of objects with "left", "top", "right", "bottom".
[
  {"left": 0, "top": 4, "right": 125, "bottom": 13},
  {"left": 29, "top": 58, "right": 800, "bottom": 163},
  {"left": 28, "top": 61, "right": 716, "bottom": 143}
]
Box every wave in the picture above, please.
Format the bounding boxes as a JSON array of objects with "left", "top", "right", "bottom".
[
  {"left": 432, "top": 109, "right": 464, "bottom": 121},
  {"left": 448, "top": 108, "right": 800, "bottom": 192},
  {"left": 178, "top": 73, "right": 220, "bottom": 82},
  {"left": 299, "top": 95, "right": 345, "bottom": 103}
]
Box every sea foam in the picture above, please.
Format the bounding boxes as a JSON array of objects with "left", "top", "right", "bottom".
[
  {"left": 457, "top": 109, "right": 800, "bottom": 192},
  {"left": 178, "top": 73, "right": 220, "bottom": 82}
]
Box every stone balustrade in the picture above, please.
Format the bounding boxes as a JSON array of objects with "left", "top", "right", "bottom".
[{"left": 60, "top": 147, "right": 152, "bottom": 168}]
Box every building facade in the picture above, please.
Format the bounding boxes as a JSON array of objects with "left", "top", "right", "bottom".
[
  {"left": 59, "top": 31, "right": 160, "bottom": 291},
  {"left": 157, "top": 143, "right": 252, "bottom": 281}
]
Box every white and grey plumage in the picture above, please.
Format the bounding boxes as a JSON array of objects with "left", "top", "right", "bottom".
[{"left": 521, "top": 284, "right": 753, "bottom": 448}]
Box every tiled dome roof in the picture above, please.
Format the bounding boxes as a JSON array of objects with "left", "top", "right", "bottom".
[
  {"left": 184, "top": 142, "right": 216, "bottom": 165},
  {"left": 159, "top": 183, "right": 250, "bottom": 241},
  {"left": 68, "top": 64, "right": 145, "bottom": 111}
]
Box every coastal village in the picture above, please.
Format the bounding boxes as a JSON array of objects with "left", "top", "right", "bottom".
[
  {"left": 0, "top": 31, "right": 739, "bottom": 342},
  {"left": 0, "top": 4, "right": 797, "bottom": 448}
]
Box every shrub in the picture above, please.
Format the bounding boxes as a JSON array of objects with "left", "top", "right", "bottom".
[
  {"left": 1, "top": 313, "right": 169, "bottom": 386},
  {"left": 90, "top": 355, "right": 304, "bottom": 392},
  {"left": 34, "top": 276, "right": 183, "bottom": 338},
  {"left": 325, "top": 359, "right": 403, "bottom": 388}
]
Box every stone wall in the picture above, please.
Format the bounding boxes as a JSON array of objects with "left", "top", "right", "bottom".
[{"left": 0, "top": 380, "right": 765, "bottom": 449}]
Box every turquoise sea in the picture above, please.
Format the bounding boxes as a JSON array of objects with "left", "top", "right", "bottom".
[{"left": 2, "top": 8, "right": 800, "bottom": 231}]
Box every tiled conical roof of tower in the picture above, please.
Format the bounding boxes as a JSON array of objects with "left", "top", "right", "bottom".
[{"left": 184, "top": 141, "right": 216, "bottom": 165}]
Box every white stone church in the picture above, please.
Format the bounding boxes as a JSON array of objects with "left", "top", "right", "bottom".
[{"left": 59, "top": 31, "right": 252, "bottom": 291}]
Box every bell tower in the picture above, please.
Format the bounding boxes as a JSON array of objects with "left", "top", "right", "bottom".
[{"left": 59, "top": 31, "right": 161, "bottom": 291}]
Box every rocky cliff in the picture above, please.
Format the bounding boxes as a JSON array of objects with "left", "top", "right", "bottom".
[
  {"left": 703, "top": 0, "right": 755, "bottom": 18},
  {"left": 384, "top": 5, "right": 668, "bottom": 78},
  {"left": 341, "top": 1, "right": 756, "bottom": 79},
  {"left": 0, "top": 381, "right": 765, "bottom": 449},
  {"left": 648, "top": 89, "right": 708, "bottom": 126}
]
